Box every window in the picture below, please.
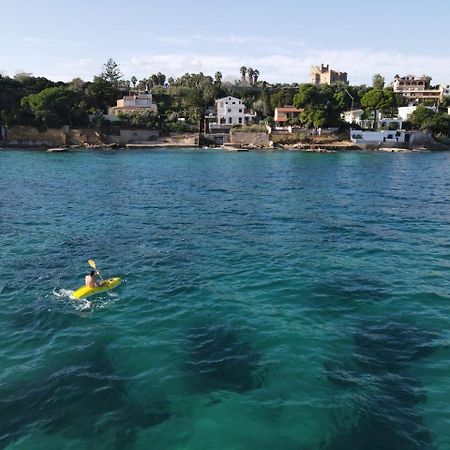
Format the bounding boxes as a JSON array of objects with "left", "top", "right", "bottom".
[
  {"left": 228, "top": 109, "right": 231, "bottom": 113},
  {"left": 239, "top": 117, "right": 242, "bottom": 124},
  {"left": 232, "top": 102, "right": 236, "bottom": 104},
  {"left": 239, "top": 109, "right": 242, "bottom": 113},
  {"left": 229, "top": 117, "right": 232, "bottom": 124}
]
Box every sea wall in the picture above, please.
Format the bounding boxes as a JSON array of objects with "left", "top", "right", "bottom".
[
  {"left": 105, "top": 129, "right": 160, "bottom": 144},
  {"left": 230, "top": 131, "right": 270, "bottom": 147},
  {"left": 3, "top": 126, "right": 163, "bottom": 147},
  {"left": 5, "top": 126, "right": 67, "bottom": 146}
]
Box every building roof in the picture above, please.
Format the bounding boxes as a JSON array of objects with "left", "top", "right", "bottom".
[{"left": 275, "top": 106, "right": 303, "bottom": 113}]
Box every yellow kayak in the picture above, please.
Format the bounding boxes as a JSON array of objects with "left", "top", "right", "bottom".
[{"left": 72, "top": 277, "right": 122, "bottom": 299}]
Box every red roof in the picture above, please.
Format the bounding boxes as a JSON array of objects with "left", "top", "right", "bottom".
[{"left": 276, "top": 106, "right": 303, "bottom": 113}]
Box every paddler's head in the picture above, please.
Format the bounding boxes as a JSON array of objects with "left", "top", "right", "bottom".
[{"left": 90, "top": 270, "right": 95, "bottom": 276}]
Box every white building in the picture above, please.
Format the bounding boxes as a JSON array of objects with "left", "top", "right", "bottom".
[
  {"left": 397, "top": 105, "right": 438, "bottom": 121},
  {"left": 342, "top": 109, "right": 364, "bottom": 125},
  {"left": 107, "top": 93, "right": 157, "bottom": 119},
  {"left": 441, "top": 84, "right": 450, "bottom": 97},
  {"left": 343, "top": 110, "right": 402, "bottom": 129},
  {"left": 350, "top": 129, "right": 412, "bottom": 145},
  {"left": 215, "top": 96, "right": 254, "bottom": 125}
]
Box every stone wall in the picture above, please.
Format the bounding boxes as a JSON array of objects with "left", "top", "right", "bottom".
[
  {"left": 68, "top": 129, "right": 104, "bottom": 145},
  {"left": 5, "top": 126, "right": 67, "bottom": 146},
  {"left": 230, "top": 131, "right": 270, "bottom": 147},
  {"left": 411, "top": 131, "right": 433, "bottom": 144},
  {"left": 105, "top": 129, "right": 160, "bottom": 144}
]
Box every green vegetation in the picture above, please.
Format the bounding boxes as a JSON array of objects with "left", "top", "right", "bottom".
[
  {"left": 407, "top": 106, "right": 450, "bottom": 137},
  {"left": 0, "top": 62, "right": 448, "bottom": 138}
]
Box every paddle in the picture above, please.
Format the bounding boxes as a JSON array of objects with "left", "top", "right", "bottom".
[{"left": 87, "top": 259, "right": 108, "bottom": 288}]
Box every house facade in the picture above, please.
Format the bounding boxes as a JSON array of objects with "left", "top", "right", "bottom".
[
  {"left": 343, "top": 110, "right": 402, "bottom": 129},
  {"left": 393, "top": 75, "right": 441, "bottom": 103},
  {"left": 274, "top": 106, "right": 303, "bottom": 126},
  {"left": 215, "top": 96, "right": 254, "bottom": 126},
  {"left": 310, "top": 64, "right": 348, "bottom": 85},
  {"left": 107, "top": 93, "right": 158, "bottom": 119},
  {"left": 342, "top": 109, "right": 364, "bottom": 125},
  {"left": 350, "top": 129, "right": 412, "bottom": 145}
]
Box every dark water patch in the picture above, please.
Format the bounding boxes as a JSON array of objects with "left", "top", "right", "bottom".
[
  {"left": 323, "top": 321, "right": 438, "bottom": 450},
  {"left": 0, "top": 346, "right": 172, "bottom": 449},
  {"left": 314, "top": 275, "right": 389, "bottom": 305},
  {"left": 185, "top": 324, "right": 262, "bottom": 394},
  {"left": 7, "top": 301, "right": 81, "bottom": 334},
  {"left": 353, "top": 322, "right": 438, "bottom": 372}
]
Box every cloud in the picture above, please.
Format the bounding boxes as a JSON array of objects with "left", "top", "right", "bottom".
[
  {"left": 17, "top": 42, "right": 450, "bottom": 87},
  {"left": 122, "top": 49, "right": 450, "bottom": 85},
  {"left": 22, "top": 37, "right": 89, "bottom": 48}
]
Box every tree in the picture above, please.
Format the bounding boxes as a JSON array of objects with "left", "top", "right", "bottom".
[
  {"left": 361, "top": 88, "right": 397, "bottom": 127},
  {"left": 372, "top": 74, "right": 385, "bottom": 90},
  {"left": 21, "top": 86, "right": 86, "bottom": 128},
  {"left": 252, "top": 69, "right": 260, "bottom": 85},
  {"left": 214, "top": 71, "right": 222, "bottom": 85},
  {"left": 101, "top": 58, "right": 123, "bottom": 86},
  {"left": 247, "top": 68, "right": 254, "bottom": 85},
  {"left": 293, "top": 84, "right": 322, "bottom": 108},
  {"left": 69, "top": 77, "right": 85, "bottom": 92},
  {"left": 85, "top": 76, "right": 122, "bottom": 112},
  {"left": 240, "top": 66, "right": 247, "bottom": 83},
  {"left": 157, "top": 72, "right": 166, "bottom": 86},
  {"left": 408, "top": 106, "right": 436, "bottom": 129},
  {"left": 131, "top": 76, "right": 137, "bottom": 88},
  {"left": 409, "top": 107, "right": 450, "bottom": 136},
  {"left": 260, "top": 81, "right": 272, "bottom": 118}
]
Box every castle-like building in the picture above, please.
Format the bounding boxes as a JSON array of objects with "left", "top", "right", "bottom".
[{"left": 310, "top": 64, "right": 348, "bottom": 85}]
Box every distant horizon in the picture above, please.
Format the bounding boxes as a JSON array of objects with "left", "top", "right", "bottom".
[{"left": 1, "top": 0, "right": 449, "bottom": 86}]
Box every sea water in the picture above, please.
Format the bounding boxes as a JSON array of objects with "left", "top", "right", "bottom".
[{"left": 1, "top": 148, "right": 450, "bottom": 449}]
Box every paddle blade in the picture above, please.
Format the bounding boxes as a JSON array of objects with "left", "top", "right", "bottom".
[{"left": 88, "top": 259, "right": 97, "bottom": 270}]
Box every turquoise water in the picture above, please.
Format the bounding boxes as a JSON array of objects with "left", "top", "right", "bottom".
[{"left": 1, "top": 148, "right": 450, "bottom": 449}]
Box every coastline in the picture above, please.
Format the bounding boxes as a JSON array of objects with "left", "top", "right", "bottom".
[{"left": 1, "top": 142, "right": 447, "bottom": 152}]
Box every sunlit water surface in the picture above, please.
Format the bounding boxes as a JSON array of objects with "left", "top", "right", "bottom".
[{"left": 1, "top": 148, "right": 450, "bottom": 449}]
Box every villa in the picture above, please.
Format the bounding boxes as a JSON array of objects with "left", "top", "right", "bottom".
[
  {"left": 393, "top": 75, "right": 442, "bottom": 103},
  {"left": 274, "top": 106, "right": 303, "bottom": 126},
  {"left": 205, "top": 96, "right": 256, "bottom": 134},
  {"left": 106, "top": 93, "right": 158, "bottom": 120}
]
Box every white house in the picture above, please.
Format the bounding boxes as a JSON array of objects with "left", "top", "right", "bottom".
[
  {"left": 350, "top": 129, "right": 412, "bottom": 145},
  {"left": 107, "top": 93, "right": 157, "bottom": 120},
  {"left": 343, "top": 110, "right": 402, "bottom": 129},
  {"left": 342, "top": 109, "right": 364, "bottom": 125},
  {"left": 397, "top": 105, "right": 438, "bottom": 121},
  {"left": 215, "top": 96, "right": 254, "bottom": 125}
]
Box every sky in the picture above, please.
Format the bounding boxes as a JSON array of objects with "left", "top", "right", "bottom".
[{"left": 1, "top": 0, "right": 449, "bottom": 86}]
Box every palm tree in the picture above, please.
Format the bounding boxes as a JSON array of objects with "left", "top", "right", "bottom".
[
  {"left": 215, "top": 71, "right": 223, "bottom": 84},
  {"left": 131, "top": 76, "right": 137, "bottom": 88},
  {"left": 252, "top": 69, "right": 260, "bottom": 85},
  {"left": 240, "top": 66, "right": 247, "bottom": 83},
  {"left": 247, "top": 67, "right": 254, "bottom": 85}
]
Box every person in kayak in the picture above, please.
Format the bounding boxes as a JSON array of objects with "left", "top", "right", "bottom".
[{"left": 85, "top": 270, "right": 99, "bottom": 288}]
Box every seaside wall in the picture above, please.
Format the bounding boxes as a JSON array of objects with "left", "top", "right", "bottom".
[
  {"left": 411, "top": 131, "right": 433, "bottom": 144},
  {"left": 104, "top": 129, "right": 160, "bottom": 144},
  {"left": 5, "top": 126, "right": 67, "bottom": 146},
  {"left": 230, "top": 131, "right": 270, "bottom": 147},
  {"left": 5, "top": 126, "right": 105, "bottom": 147}
]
